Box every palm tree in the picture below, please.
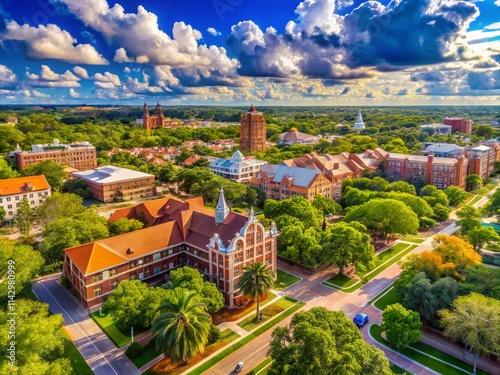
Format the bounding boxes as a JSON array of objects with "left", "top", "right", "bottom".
[
  {"left": 240, "top": 262, "right": 275, "bottom": 322},
  {"left": 151, "top": 288, "right": 211, "bottom": 365}
]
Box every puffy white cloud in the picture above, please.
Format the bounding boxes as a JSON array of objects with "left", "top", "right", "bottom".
[
  {"left": 124, "top": 67, "right": 131, "bottom": 73},
  {"left": 73, "top": 66, "right": 90, "bottom": 79},
  {"left": 114, "top": 48, "right": 134, "bottom": 63},
  {"left": 32, "top": 90, "right": 50, "bottom": 98},
  {"left": 0, "top": 65, "right": 16, "bottom": 84},
  {"left": 0, "top": 21, "right": 108, "bottom": 65},
  {"left": 69, "top": 88, "right": 80, "bottom": 98},
  {"left": 26, "top": 65, "right": 81, "bottom": 88},
  {"left": 59, "top": 0, "right": 238, "bottom": 76},
  {"left": 93, "top": 72, "right": 121, "bottom": 87},
  {"left": 207, "top": 27, "right": 221, "bottom": 36}
]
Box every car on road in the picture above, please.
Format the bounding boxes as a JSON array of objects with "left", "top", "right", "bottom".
[
  {"left": 353, "top": 313, "right": 369, "bottom": 328},
  {"left": 235, "top": 362, "right": 244, "bottom": 372}
]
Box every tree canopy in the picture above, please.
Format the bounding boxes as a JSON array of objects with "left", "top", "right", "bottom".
[{"left": 381, "top": 303, "right": 422, "bottom": 350}]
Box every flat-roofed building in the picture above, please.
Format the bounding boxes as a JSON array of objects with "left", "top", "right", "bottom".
[
  {"left": 63, "top": 192, "right": 278, "bottom": 310},
  {"left": 12, "top": 139, "right": 96, "bottom": 170},
  {"left": 0, "top": 175, "right": 51, "bottom": 220},
  {"left": 422, "top": 143, "right": 464, "bottom": 158},
  {"left": 209, "top": 150, "right": 266, "bottom": 182},
  {"left": 72, "top": 166, "right": 155, "bottom": 203},
  {"left": 467, "top": 145, "right": 495, "bottom": 180},
  {"left": 444, "top": 118, "right": 472, "bottom": 134},
  {"left": 420, "top": 124, "right": 452, "bottom": 135},
  {"left": 249, "top": 163, "right": 332, "bottom": 201}
]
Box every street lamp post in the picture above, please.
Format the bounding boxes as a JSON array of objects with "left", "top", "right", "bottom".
[{"left": 131, "top": 327, "right": 134, "bottom": 343}]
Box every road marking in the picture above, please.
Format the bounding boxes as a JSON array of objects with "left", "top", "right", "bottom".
[{"left": 33, "top": 282, "right": 120, "bottom": 375}]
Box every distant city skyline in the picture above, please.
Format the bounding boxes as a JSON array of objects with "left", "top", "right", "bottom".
[{"left": 0, "top": 0, "right": 499, "bottom": 106}]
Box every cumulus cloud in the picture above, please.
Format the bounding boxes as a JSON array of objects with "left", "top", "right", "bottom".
[
  {"left": 69, "top": 88, "right": 80, "bottom": 98},
  {"left": 58, "top": 0, "right": 238, "bottom": 80},
  {"left": 0, "top": 21, "right": 108, "bottom": 64},
  {"left": 0, "top": 65, "right": 16, "bottom": 87},
  {"left": 207, "top": 27, "right": 221, "bottom": 36},
  {"left": 73, "top": 66, "right": 90, "bottom": 79},
  {"left": 93, "top": 71, "right": 121, "bottom": 86},
  {"left": 114, "top": 48, "right": 134, "bottom": 63},
  {"left": 227, "top": 0, "right": 480, "bottom": 80},
  {"left": 468, "top": 69, "right": 500, "bottom": 90},
  {"left": 26, "top": 65, "right": 81, "bottom": 88}
]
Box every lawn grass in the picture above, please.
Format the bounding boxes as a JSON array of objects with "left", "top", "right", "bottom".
[
  {"left": 372, "top": 286, "right": 402, "bottom": 311},
  {"left": 62, "top": 331, "right": 94, "bottom": 375},
  {"left": 143, "top": 329, "right": 240, "bottom": 374},
  {"left": 129, "top": 337, "right": 160, "bottom": 368},
  {"left": 390, "top": 363, "right": 412, "bottom": 374},
  {"left": 323, "top": 244, "right": 418, "bottom": 293},
  {"left": 187, "top": 301, "right": 306, "bottom": 375},
  {"left": 370, "top": 325, "right": 489, "bottom": 375},
  {"left": 403, "top": 237, "right": 425, "bottom": 244},
  {"left": 237, "top": 296, "right": 296, "bottom": 331},
  {"left": 248, "top": 357, "right": 273, "bottom": 375},
  {"left": 89, "top": 312, "right": 147, "bottom": 348},
  {"left": 213, "top": 291, "right": 277, "bottom": 324},
  {"left": 274, "top": 269, "right": 301, "bottom": 291},
  {"left": 467, "top": 195, "right": 483, "bottom": 206}
]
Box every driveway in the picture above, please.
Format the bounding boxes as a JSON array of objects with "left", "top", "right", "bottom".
[{"left": 32, "top": 274, "right": 140, "bottom": 375}]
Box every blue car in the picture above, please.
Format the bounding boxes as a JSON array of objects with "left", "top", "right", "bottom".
[{"left": 353, "top": 313, "right": 369, "bottom": 328}]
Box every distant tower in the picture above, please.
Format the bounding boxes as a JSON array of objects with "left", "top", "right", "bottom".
[
  {"left": 240, "top": 105, "right": 266, "bottom": 152},
  {"left": 142, "top": 102, "right": 165, "bottom": 130},
  {"left": 354, "top": 110, "right": 365, "bottom": 130},
  {"left": 215, "top": 187, "right": 230, "bottom": 224}
]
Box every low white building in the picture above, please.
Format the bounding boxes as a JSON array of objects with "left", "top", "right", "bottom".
[
  {"left": 0, "top": 175, "right": 51, "bottom": 220},
  {"left": 209, "top": 150, "right": 266, "bottom": 182},
  {"left": 354, "top": 110, "right": 365, "bottom": 130}
]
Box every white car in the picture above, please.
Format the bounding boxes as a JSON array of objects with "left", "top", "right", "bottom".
[{"left": 235, "top": 362, "right": 244, "bottom": 372}]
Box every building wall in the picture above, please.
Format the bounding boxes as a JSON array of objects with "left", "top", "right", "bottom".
[
  {"left": 254, "top": 172, "right": 332, "bottom": 201},
  {"left": 15, "top": 147, "right": 97, "bottom": 170},
  {"left": 63, "top": 221, "right": 278, "bottom": 310},
  {"left": 240, "top": 112, "right": 266, "bottom": 152},
  {"left": 0, "top": 188, "right": 51, "bottom": 220},
  {"left": 143, "top": 114, "right": 165, "bottom": 130},
  {"left": 85, "top": 177, "right": 155, "bottom": 203},
  {"left": 444, "top": 118, "right": 472, "bottom": 134},
  {"left": 467, "top": 149, "right": 495, "bottom": 181}
]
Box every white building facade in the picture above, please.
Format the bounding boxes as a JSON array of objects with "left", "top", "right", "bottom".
[
  {"left": 209, "top": 151, "right": 266, "bottom": 182},
  {"left": 0, "top": 175, "right": 51, "bottom": 220}
]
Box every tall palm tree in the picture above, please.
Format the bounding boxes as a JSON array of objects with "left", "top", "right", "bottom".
[
  {"left": 240, "top": 262, "right": 275, "bottom": 322},
  {"left": 151, "top": 288, "right": 211, "bottom": 364}
]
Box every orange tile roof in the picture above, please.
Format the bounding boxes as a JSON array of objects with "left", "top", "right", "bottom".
[{"left": 0, "top": 175, "right": 50, "bottom": 196}]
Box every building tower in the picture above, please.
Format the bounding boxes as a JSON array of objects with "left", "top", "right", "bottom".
[
  {"left": 239, "top": 105, "right": 266, "bottom": 152},
  {"left": 215, "top": 187, "right": 230, "bottom": 224},
  {"left": 142, "top": 102, "right": 165, "bottom": 130},
  {"left": 354, "top": 110, "right": 365, "bottom": 130},
  {"left": 142, "top": 102, "right": 150, "bottom": 130}
]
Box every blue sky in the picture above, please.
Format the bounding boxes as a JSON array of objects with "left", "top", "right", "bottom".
[{"left": 0, "top": 0, "right": 499, "bottom": 105}]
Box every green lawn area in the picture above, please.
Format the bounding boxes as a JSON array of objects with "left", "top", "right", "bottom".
[
  {"left": 403, "top": 237, "right": 425, "bottom": 244},
  {"left": 89, "top": 312, "right": 147, "bottom": 348},
  {"left": 467, "top": 195, "right": 483, "bottom": 206},
  {"left": 372, "top": 286, "right": 402, "bottom": 311},
  {"left": 131, "top": 329, "right": 239, "bottom": 369},
  {"left": 248, "top": 357, "right": 273, "bottom": 375},
  {"left": 237, "top": 296, "right": 297, "bottom": 331},
  {"left": 390, "top": 363, "right": 412, "bottom": 374},
  {"left": 370, "top": 325, "right": 490, "bottom": 375},
  {"left": 323, "top": 243, "right": 418, "bottom": 293},
  {"left": 187, "top": 301, "right": 306, "bottom": 375},
  {"left": 62, "top": 332, "right": 94, "bottom": 375},
  {"left": 274, "top": 269, "right": 301, "bottom": 291}
]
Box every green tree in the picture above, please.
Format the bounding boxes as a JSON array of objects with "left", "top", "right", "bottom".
[
  {"left": 264, "top": 196, "right": 322, "bottom": 228},
  {"left": 268, "top": 307, "right": 392, "bottom": 375},
  {"left": 0, "top": 157, "right": 17, "bottom": 179},
  {"left": 466, "top": 174, "right": 483, "bottom": 191},
  {"left": 168, "top": 266, "right": 224, "bottom": 314},
  {"left": 0, "top": 239, "right": 44, "bottom": 300},
  {"left": 344, "top": 198, "right": 419, "bottom": 240},
  {"left": 468, "top": 226, "right": 500, "bottom": 252},
  {"left": 312, "top": 194, "right": 341, "bottom": 216},
  {"left": 0, "top": 206, "right": 5, "bottom": 222},
  {"left": 388, "top": 180, "right": 417, "bottom": 195},
  {"left": 459, "top": 265, "right": 500, "bottom": 299},
  {"left": 21, "top": 160, "right": 66, "bottom": 191},
  {"left": 176, "top": 167, "right": 215, "bottom": 193},
  {"left": 432, "top": 203, "right": 450, "bottom": 222},
  {"left": 152, "top": 288, "right": 211, "bottom": 364},
  {"left": 381, "top": 303, "right": 422, "bottom": 350},
  {"left": 419, "top": 185, "right": 449, "bottom": 207},
  {"left": 35, "top": 192, "right": 85, "bottom": 224},
  {"left": 439, "top": 293, "right": 500, "bottom": 364},
  {"left": 15, "top": 197, "right": 34, "bottom": 235},
  {"left": 109, "top": 218, "right": 144, "bottom": 236},
  {"left": 444, "top": 186, "right": 469, "bottom": 207},
  {"left": 61, "top": 178, "right": 92, "bottom": 198},
  {"left": 0, "top": 299, "right": 70, "bottom": 374},
  {"left": 239, "top": 262, "right": 275, "bottom": 322},
  {"left": 323, "top": 222, "right": 375, "bottom": 275},
  {"left": 456, "top": 205, "right": 482, "bottom": 235}
]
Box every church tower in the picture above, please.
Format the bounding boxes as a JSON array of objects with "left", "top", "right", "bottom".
[
  {"left": 155, "top": 101, "right": 164, "bottom": 127},
  {"left": 142, "top": 102, "right": 150, "bottom": 131},
  {"left": 354, "top": 110, "right": 365, "bottom": 130},
  {"left": 215, "top": 187, "right": 230, "bottom": 224},
  {"left": 239, "top": 105, "right": 266, "bottom": 152}
]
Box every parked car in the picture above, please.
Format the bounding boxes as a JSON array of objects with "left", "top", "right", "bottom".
[
  {"left": 353, "top": 313, "right": 369, "bottom": 328},
  {"left": 235, "top": 362, "right": 244, "bottom": 372}
]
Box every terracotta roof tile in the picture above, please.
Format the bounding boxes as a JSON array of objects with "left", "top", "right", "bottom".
[{"left": 0, "top": 175, "right": 50, "bottom": 196}]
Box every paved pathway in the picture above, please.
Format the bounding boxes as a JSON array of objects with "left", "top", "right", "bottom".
[{"left": 32, "top": 274, "right": 140, "bottom": 375}]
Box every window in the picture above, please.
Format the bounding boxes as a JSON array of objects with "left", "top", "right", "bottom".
[
  {"left": 94, "top": 286, "right": 102, "bottom": 296},
  {"left": 6, "top": 197, "right": 11, "bottom": 202},
  {"left": 7, "top": 205, "right": 12, "bottom": 209},
  {"left": 29, "top": 194, "right": 33, "bottom": 198},
  {"left": 15, "top": 196, "right": 19, "bottom": 201},
  {"left": 154, "top": 266, "right": 160, "bottom": 275},
  {"left": 153, "top": 253, "right": 161, "bottom": 261}
]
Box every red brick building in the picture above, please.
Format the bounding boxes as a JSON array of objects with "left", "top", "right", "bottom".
[
  {"left": 63, "top": 193, "right": 278, "bottom": 310},
  {"left": 142, "top": 102, "right": 165, "bottom": 130},
  {"left": 240, "top": 105, "right": 266, "bottom": 152},
  {"left": 444, "top": 118, "right": 472, "bottom": 134},
  {"left": 467, "top": 145, "right": 495, "bottom": 181}
]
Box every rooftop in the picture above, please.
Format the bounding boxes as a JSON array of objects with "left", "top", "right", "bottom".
[
  {"left": 424, "top": 143, "right": 463, "bottom": 153},
  {"left": 261, "top": 164, "right": 321, "bottom": 187},
  {"left": 73, "top": 166, "right": 154, "bottom": 184},
  {"left": 469, "top": 145, "right": 492, "bottom": 152},
  {"left": 0, "top": 175, "right": 50, "bottom": 196}
]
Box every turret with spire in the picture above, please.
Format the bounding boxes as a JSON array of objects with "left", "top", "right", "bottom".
[
  {"left": 215, "top": 186, "right": 230, "bottom": 224},
  {"left": 143, "top": 102, "right": 149, "bottom": 117},
  {"left": 354, "top": 110, "right": 365, "bottom": 130}
]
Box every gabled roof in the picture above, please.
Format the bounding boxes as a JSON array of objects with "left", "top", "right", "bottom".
[{"left": 260, "top": 164, "right": 321, "bottom": 187}]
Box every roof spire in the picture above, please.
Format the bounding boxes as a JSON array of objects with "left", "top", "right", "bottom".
[
  {"left": 247, "top": 206, "right": 255, "bottom": 222},
  {"left": 354, "top": 109, "right": 365, "bottom": 130},
  {"left": 215, "top": 186, "right": 230, "bottom": 224}
]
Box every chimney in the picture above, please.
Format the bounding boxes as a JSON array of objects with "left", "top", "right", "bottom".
[{"left": 333, "top": 162, "right": 340, "bottom": 170}]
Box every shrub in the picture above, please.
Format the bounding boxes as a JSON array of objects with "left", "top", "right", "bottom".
[
  {"left": 208, "top": 324, "right": 221, "bottom": 343},
  {"left": 59, "top": 276, "right": 71, "bottom": 289},
  {"left": 125, "top": 341, "right": 144, "bottom": 358},
  {"left": 40, "top": 260, "right": 64, "bottom": 275}
]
